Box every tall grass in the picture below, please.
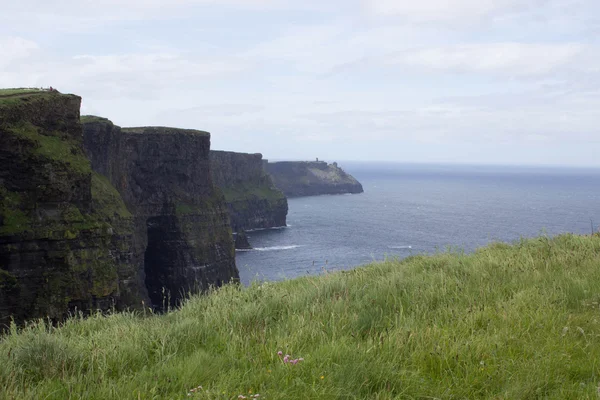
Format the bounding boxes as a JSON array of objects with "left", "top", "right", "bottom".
[{"left": 2, "top": 234, "right": 600, "bottom": 399}]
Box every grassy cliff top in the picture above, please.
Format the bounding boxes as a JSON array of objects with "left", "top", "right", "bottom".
[
  {"left": 80, "top": 115, "right": 113, "bottom": 125},
  {"left": 0, "top": 89, "right": 58, "bottom": 108},
  {"left": 0, "top": 88, "right": 45, "bottom": 97},
  {"left": 122, "top": 126, "right": 210, "bottom": 136},
  {"left": 1, "top": 234, "right": 600, "bottom": 399}
]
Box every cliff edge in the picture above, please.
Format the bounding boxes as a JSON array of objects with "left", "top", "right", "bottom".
[
  {"left": 0, "top": 89, "right": 145, "bottom": 327},
  {"left": 266, "top": 160, "right": 364, "bottom": 197},
  {"left": 210, "top": 151, "right": 287, "bottom": 231},
  {"left": 82, "top": 117, "right": 239, "bottom": 309}
]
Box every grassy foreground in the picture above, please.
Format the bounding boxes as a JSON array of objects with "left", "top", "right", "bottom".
[{"left": 2, "top": 234, "right": 600, "bottom": 399}]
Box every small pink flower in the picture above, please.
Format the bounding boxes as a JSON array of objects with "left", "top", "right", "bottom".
[
  {"left": 283, "top": 355, "right": 290, "bottom": 363},
  {"left": 277, "top": 351, "right": 283, "bottom": 357},
  {"left": 290, "top": 359, "right": 299, "bottom": 365}
]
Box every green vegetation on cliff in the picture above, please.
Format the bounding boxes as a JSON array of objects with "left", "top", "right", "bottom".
[
  {"left": 80, "top": 115, "right": 112, "bottom": 125},
  {"left": 0, "top": 90, "right": 144, "bottom": 325},
  {"left": 91, "top": 173, "right": 132, "bottom": 220},
  {"left": 1, "top": 234, "right": 600, "bottom": 399},
  {"left": 221, "top": 183, "right": 286, "bottom": 203},
  {"left": 0, "top": 88, "right": 44, "bottom": 98},
  {"left": 7, "top": 121, "right": 91, "bottom": 173}
]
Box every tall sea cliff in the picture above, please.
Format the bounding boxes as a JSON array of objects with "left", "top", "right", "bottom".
[
  {"left": 0, "top": 89, "right": 239, "bottom": 328},
  {"left": 0, "top": 91, "right": 145, "bottom": 326},
  {"left": 210, "top": 151, "right": 287, "bottom": 232},
  {"left": 82, "top": 117, "right": 238, "bottom": 309}
]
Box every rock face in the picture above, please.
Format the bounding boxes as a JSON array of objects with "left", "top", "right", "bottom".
[
  {"left": 234, "top": 230, "right": 252, "bottom": 250},
  {"left": 83, "top": 118, "right": 238, "bottom": 310},
  {"left": 210, "top": 151, "right": 287, "bottom": 231},
  {"left": 0, "top": 90, "right": 145, "bottom": 328},
  {"left": 266, "top": 161, "right": 364, "bottom": 197}
]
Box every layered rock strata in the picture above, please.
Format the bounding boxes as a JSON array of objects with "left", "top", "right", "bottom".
[
  {"left": 210, "top": 151, "right": 287, "bottom": 231},
  {"left": 83, "top": 118, "right": 238, "bottom": 309},
  {"left": 0, "top": 91, "right": 145, "bottom": 327},
  {"left": 266, "top": 161, "right": 364, "bottom": 197}
]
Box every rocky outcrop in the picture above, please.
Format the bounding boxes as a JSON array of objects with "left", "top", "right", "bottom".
[
  {"left": 210, "top": 151, "right": 287, "bottom": 231},
  {"left": 266, "top": 161, "right": 364, "bottom": 197},
  {"left": 83, "top": 118, "right": 238, "bottom": 310},
  {"left": 234, "top": 230, "right": 252, "bottom": 250},
  {"left": 0, "top": 90, "right": 145, "bottom": 328}
]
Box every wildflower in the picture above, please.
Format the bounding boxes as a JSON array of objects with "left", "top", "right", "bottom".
[
  {"left": 283, "top": 355, "right": 290, "bottom": 363},
  {"left": 320, "top": 376, "right": 325, "bottom": 380},
  {"left": 277, "top": 351, "right": 283, "bottom": 356}
]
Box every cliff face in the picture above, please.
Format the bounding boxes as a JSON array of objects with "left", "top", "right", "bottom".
[
  {"left": 0, "top": 90, "right": 145, "bottom": 327},
  {"left": 83, "top": 119, "right": 238, "bottom": 309},
  {"left": 266, "top": 161, "right": 364, "bottom": 197},
  {"left": 210, "top": 151, "right": 287, "bottom": 231}
]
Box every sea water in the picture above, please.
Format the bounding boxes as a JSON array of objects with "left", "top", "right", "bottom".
[{"left": 236, "top": 163, "right": 600, "bottom": 285}]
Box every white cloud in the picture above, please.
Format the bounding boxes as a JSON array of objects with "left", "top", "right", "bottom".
[
  {"left": 0, "top": 37, "right": 39, "bottom": 68},
  {"left": 364, "top": 0, "right": 541, "bottom": 21},
  {"left": 386, "top": 43, "right": 587, "bottom": 76},
  {"left": 1, "top": 1, "right": 600, "bottom": 164}
]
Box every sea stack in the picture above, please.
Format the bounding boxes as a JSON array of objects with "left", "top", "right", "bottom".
[{"left": 234, "top": 230, "right": 252, "bottom": 250}]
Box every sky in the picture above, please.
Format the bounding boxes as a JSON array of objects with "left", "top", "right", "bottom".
[{"left": 1, "top": 0, "right": 600, "bottom": 166}]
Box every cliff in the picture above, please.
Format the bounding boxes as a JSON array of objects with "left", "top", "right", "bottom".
[
  {"left": 0, "top": 89, "right": 145, "bottom": 327},
  {"left": 265, "top": 160, "right": 364, "bottom": 197},
  {"left": 210, "top": 151, "right": 287, "bottom": 231},
  {"left": 83, "top": 118, "right": 238, "bottom": 309}
]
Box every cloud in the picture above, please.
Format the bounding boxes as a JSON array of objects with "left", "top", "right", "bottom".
[
  {"left": 1, "top": 1, "right": 600, "bottom": 165},
  {"left": 364, "top": 0, "right": 542, "bottom": 22},
  {"left": 386, "top": 43, "right": 587, "bottom": 77},
  {"left": 0, "top": 37, "right": 39, "bottom": 68}
]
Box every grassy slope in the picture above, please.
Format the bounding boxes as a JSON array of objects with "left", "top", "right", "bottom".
[{"left": 2, "top": 234, "right": 600, "bottom": 399}]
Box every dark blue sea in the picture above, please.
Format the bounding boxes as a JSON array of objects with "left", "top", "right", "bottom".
[{"left": 236, "top": 163, "right": 600, "bottom": 285}]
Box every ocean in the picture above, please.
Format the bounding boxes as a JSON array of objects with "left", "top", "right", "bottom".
[{"left": 236, "top": 163, "right": 600, "bottom": 285}]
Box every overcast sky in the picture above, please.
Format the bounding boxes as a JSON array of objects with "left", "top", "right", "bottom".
[{"left": 2, "top": 0, "right": 599, "bottom": 166}]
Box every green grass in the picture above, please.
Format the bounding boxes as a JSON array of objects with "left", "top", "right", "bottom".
[
  {"left": 92, "top": 173, "right": 133, "bottom": 219},
  {"left": 222, "top": 184, "right": 286, "bottom": 203},
  {"left": 6, "top": 122, "right": 91, "bottom": 174},
  {"left": 0, "top": 88, "right": 44, "bottom": 97},
  {"left": 81, "top": 115, "right": 112, "bottom": 125},
  {"left": 0, "top": 89, "right": 53, "bottom": 108},
  {"left": 2, "top": 234, "right": 600, "bottom": 399},
  {"left": 121, "top": 127, "right": 210, "bottom": 136}
]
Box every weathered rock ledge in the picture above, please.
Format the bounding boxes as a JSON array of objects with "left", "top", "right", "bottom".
[{"left": 265, "top": 161, "right": 364, "bottom": 197}]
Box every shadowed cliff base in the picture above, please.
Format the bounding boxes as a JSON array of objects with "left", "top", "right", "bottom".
[{"left": 265, "top": 160, "right": 364, "bottom": 197}]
